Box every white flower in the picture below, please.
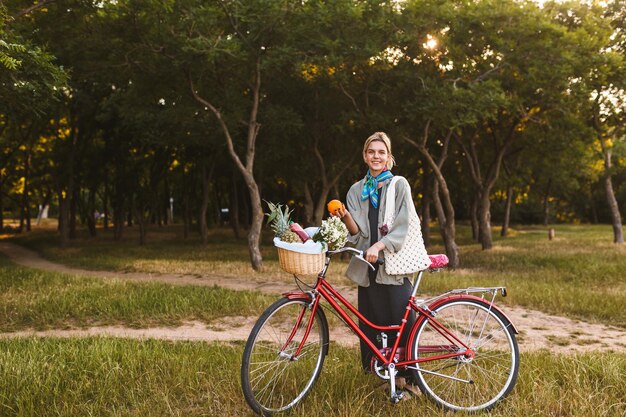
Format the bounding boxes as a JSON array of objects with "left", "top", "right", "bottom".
[{"left": 314, "top": 217, "right": 348, "bottom": 251}]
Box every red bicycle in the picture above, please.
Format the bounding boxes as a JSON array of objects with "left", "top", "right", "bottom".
[{"left": 241, "top": 247, "right": 519, "bottom": 415}]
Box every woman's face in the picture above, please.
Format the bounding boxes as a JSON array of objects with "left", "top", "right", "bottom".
[{"left": 364, "top": 140, "right": 389, "bottom": 176}]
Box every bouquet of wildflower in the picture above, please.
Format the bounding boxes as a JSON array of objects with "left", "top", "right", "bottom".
[{"left": 313, "top": 216, "right": 348, "bottom": 251}]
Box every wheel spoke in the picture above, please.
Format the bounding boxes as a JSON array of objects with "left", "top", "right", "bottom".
[
  {"left": 242, "top": 298, "right": 328, "bottom": 414},
  {"left": 411, "top": 298, "right": 519, "bottom": 412}
]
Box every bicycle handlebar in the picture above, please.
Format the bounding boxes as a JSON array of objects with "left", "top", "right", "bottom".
[{"left": 327, "top": 246, "right": 383, "bottom": 271}]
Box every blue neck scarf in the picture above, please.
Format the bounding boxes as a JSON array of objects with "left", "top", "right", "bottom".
[{"left": 361, "top": 169, "right": 393, "bottom": 208}]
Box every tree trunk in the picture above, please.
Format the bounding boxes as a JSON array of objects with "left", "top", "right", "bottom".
[
  {"left": 593, "top": 106, "right": 623, "bottom": 243},
  {"left": 136, "top": 205, "right": 148, "bottom": 246},
  {"left": 36, "top": 190, "right": 51, "bottom": 226},
  {"left": 432, "top": 181, "right": 460, "bottom": 268},
  {"left": 190, "top": 57, "right": 264, "bottom": 270},
  {"left": 163, "top": 177, "right": 170, "bottom": 226},
  {"left": 127, "top": 203, "right": 133, "bottom": 227},
  {"left": 69, "top": 187, "right": 78, "bottom": 239},
  {"left": 0, "top": 178, "right": 4, "bottom": 230},
  {"left": 181, "top": 169, "right": 190, "bottom": 239},
  {"left": 86, "top": 187, "right": 97, "bottom": 237},
  {"left": 199, "top": 165, "right": 211, "bottom": 245},
  {"left": 138, "top": 220, "right": 147, "bottom": 245},
  {"left": 589, "top": 186, "right": 599, "bottom": 224},
  {"left": 470, "top": 194, "right": 479, "bottom": 242},
  {"left": 242, "top": 185, "right": 251, "bottom": 227},
  {"left": 18, "top": 201, "right": 24, "bottom": 232},
  {"left": 112, "top": 183, "right": 125, "bottom": 241},
  {"left": 500, "top": 185, "right": 513, "bottom": 237},
  {"left": 309, "top": 134, "right": 353, "bottom": 226},
  {"left": 23, "top": 149, "right": 31, "bottom": 232},
  {"left": 542, "top": 195, "right": 550, "bottom": 226},
  {"left": 303, "top": 183, "right": 315, "bottom": 226},
  {"left": 405, "top": 126, "right": 459, "bottom": 268},
  {"left": 543, "top": 178, "right": 552, "bottom": 227},
  {"left": 313, "top": 185, "right": 333, "bottom": 225},
  {"left": 478, "top": 190, "right": 493, "bottom": 250},
  {"left": 246, "top": 179, "right": 264, "bottom": 270},
  {"left": 103, "top": 181, "right": 109, "bottom": 230},
  {"left": 598, "top": 140, "right": 624, "bottom": 243},
  {"left": 183, "top": 190, "right": 190, "bottom": 239},
  {"left": 420, "top": 172, "right": 432, "bottom": 248},
  {"left": 59, "top": 189, "right": 70, "bottom": 247},
  {"left": 604, "top": 175, "right": 624, "bottom": 243},
  {"left": 230, "top": 176, "right": 241, "bottom": 239},
  {"left": 65, "top": 121, "right": 80, "bottom": 240},
  {"left": 454, "top": 124, "right": 515, "bottom": 250}
]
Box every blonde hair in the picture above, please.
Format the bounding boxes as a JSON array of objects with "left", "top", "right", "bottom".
[{"left": 363, "top": 131, "right": 395, "bottom": 170}]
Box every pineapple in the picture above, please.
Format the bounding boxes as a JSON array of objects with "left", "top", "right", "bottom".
[
  {"left": 265, "top": 201, "right": 302, "bottom": 243},
  {"left": 281, "top": 230, "right": 302, "bottom": 243}
]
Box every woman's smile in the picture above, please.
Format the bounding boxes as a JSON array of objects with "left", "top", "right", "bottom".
[{"left": 364, "top": 141, "right": 389, "bottom": 175}]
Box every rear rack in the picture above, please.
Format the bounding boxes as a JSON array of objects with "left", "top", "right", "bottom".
[{"left": 413, "top": 286, "right": 507, "bottom": 310}]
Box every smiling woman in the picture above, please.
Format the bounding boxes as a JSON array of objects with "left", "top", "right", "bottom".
[{"left": 331, "top": 131, "right": 429, "bottom": 372}]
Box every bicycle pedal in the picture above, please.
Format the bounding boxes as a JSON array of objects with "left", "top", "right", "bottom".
[{"left": 390, "top": 391, "right": 404, "bottom": 404}]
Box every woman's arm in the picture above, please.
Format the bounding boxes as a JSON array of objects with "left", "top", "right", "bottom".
[
  {"left": 336, "top": 182, "right": 365, "bottom": 238},
  {"left": 335, "top": 206, "right": 359, "bottom": 235},
  {"left": 337, "top": 201, "right": 382, "bottom": 263}
]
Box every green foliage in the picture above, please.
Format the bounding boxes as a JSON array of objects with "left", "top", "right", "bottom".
[
  {"left": 0, "top": 0, "right": 624, "bottom": 248},
  {"left": 0, "top": 39, "right": 25, "bottom": 70},
  {"left": 0, "top": 7, "right": 67, "bottom": 117}
]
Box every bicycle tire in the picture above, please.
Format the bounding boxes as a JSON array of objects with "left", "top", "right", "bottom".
[
  {"left": 408, "top": 297, "right": 519, "bottom": 412},
  {"left": 241, "top": 297, "right": 329, "bottom": 416}
]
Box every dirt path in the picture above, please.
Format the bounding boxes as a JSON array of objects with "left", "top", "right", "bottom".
[{"left": 1, "top": 241, "right": 625, "bottom": 354}]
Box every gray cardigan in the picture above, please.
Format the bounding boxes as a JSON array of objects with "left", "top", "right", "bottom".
[{"left": 344, "top": 175, "right": 413, "bottom": 286}]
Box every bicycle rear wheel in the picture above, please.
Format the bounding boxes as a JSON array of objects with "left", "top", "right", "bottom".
[
  {"left": 408, "top": 297, "right": 519, "bottom": 412},
  {"left": 241, "top": 297, "right": 329, "bottom": 416}
]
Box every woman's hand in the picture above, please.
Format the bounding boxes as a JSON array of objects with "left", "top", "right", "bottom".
[
  {"left": 364, "top": 241, "right": 386, "bottom": 264},
  {"left": 333, "top": 206, "right": 359, "bottom": 236},
  {"left": 333, "top": 204, "right": 347, "bottom": 219}
]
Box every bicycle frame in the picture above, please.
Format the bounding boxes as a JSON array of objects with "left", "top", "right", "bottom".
[
  {"left": 284, "top": 260, "right": 478, "bottom": 370},
  {"left": 276, "top": 248, "right": 519, "bottom": 409}
]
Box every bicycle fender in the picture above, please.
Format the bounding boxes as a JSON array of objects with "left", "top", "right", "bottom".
[
  {"left": 428, "top": 294, "right": 519, "bottom": 334},
  {"left": 282, "top": 291, "right": 313, "bottom": 301},
  {"left": 280, "top": 291, "right": 330, "bottom": 355}
]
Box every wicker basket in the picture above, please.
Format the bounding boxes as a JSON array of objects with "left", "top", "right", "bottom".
[{"left": 277, "top": 247, "right": 325, "bottom": 275}]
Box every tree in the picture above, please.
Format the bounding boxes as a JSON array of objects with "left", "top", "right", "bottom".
[
  {"left": 441, "top": 0, "right": 601, "bottom": 249},
  {"left": 181, "top": 0, "right": 300, "bottom": 270},
  {"left": 0, "top": 3, "right": 67, "bottom": 231},
  {"left": 275, "top": 0, "right": 397, "bottom": 225},
  {"left": 550, "top": 0, "right": 625, "bottom": 243}
]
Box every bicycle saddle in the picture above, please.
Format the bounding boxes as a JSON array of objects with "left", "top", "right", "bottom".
[{"left": 428, "top": 254, "right": 449, "bottom": 269}]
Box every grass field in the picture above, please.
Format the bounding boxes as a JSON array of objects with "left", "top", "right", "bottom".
[
  {"left": 8, "top": 223, "right": 626, "bottom": 327},
  {"left": 0, "top": 255, "right": 275, "bottom": 332},
  {"left": 0, "top": 338, "right": 624, "bottom": 417},
  {"left": 7, "top": 225, "right": 352, "bottom": 286},
  {"left": 1, "top": 224, "right": 625, "bottom": 416}
]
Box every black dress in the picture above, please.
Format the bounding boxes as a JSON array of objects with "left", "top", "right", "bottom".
[{"left": 357, "top": 193, "right": 416, "bottom": 371}]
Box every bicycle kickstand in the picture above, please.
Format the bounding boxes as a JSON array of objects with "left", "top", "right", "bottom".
[{"left": 388, "top": 363, "right": 404, "bottom": 404}]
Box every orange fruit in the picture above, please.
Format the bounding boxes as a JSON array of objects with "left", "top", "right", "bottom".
[{"left": 327, "top": 200, "right": 344, "bottom": 215}]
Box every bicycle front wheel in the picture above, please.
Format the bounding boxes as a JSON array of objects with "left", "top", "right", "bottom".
[
  {"left": 241, "top": 297, "right": 329, "bottom": 416},
  {"left": 409, "top": 297, "right": 519, "bottom": 412}
]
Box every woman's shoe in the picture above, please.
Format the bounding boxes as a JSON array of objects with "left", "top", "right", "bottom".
[{"left": 397, "top": 377, "right": 422, "bottom": 397}]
